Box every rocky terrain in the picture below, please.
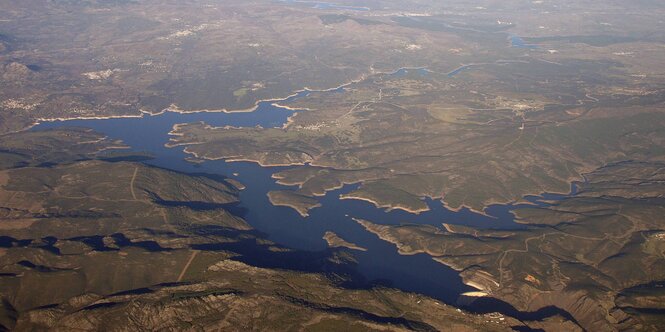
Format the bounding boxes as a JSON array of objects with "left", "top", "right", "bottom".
[
  {"left": 356, "top": 161, "right": 665, "bottom": 331},
  {"left": 1, "top": 0, "right": 664, "bottom": 330}
]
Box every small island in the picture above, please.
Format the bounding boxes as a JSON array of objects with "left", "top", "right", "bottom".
[{"left": 322, "top": 231, "right": 367, "bottom": 251}]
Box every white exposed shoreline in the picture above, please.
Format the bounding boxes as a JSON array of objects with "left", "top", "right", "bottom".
[{"left": 26, "top": 65, "right": 434, "bottom": 132}]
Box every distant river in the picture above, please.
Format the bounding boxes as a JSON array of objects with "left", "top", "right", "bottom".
[
  {"left": 509, "top": 35, "right": 539, "bottom": 49},
  {"left": 278, "top": 0, "right": 370, "bottom": 11}
]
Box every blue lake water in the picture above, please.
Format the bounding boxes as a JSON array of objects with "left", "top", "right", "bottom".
[{"left": 33, "top": 87, "right": 576, "bottom": 314}]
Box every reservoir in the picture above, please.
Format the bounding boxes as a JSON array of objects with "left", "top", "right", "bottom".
[{"left": 33, "top": 88, "right": 574, "bottom": 317}]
